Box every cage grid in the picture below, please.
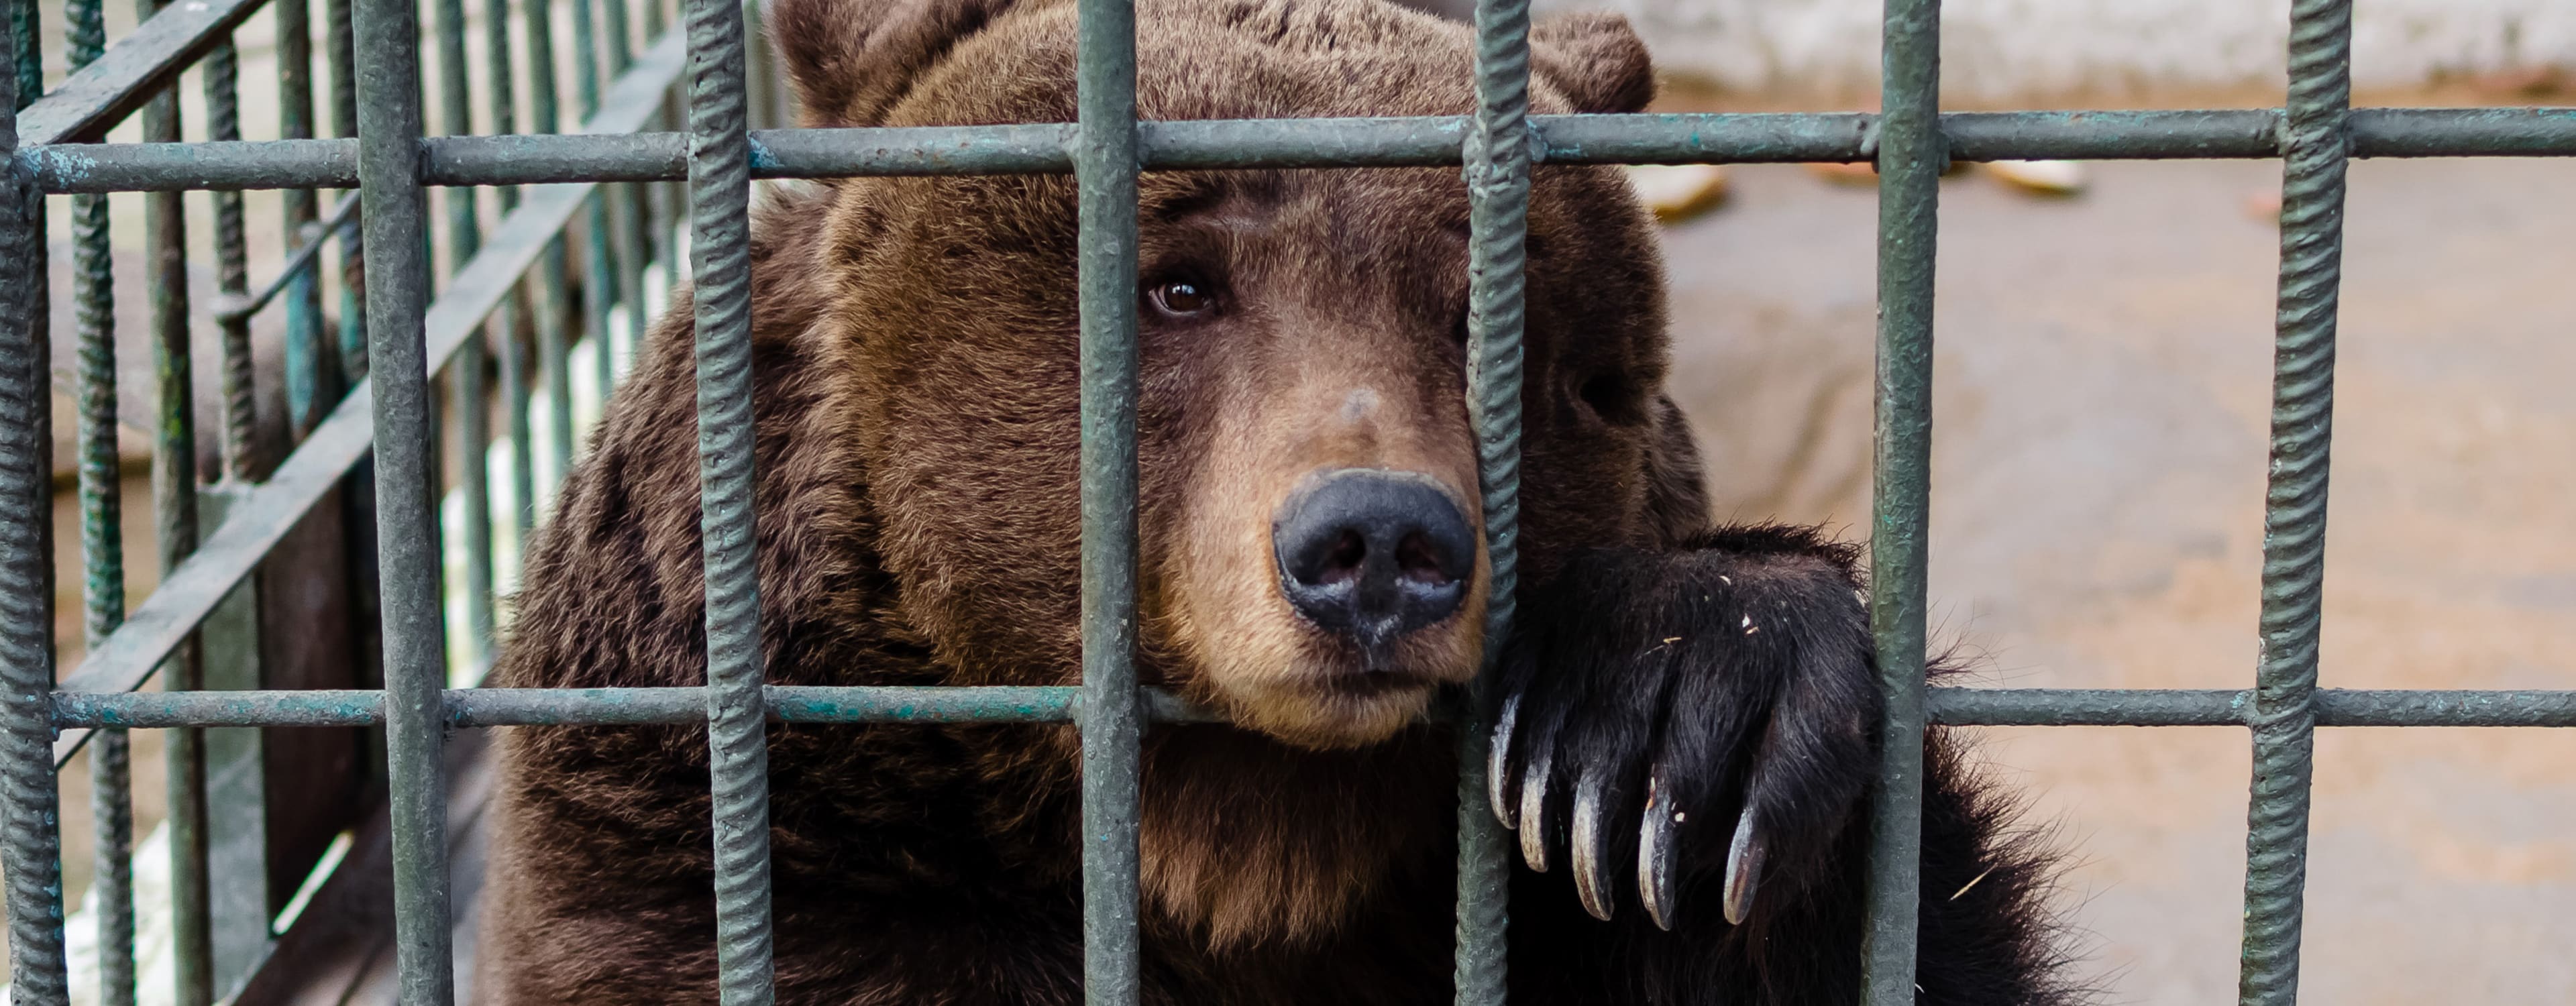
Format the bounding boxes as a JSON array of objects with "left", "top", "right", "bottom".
[{"left": 0, "top": 0, "right": 2569, "bottom": 1001}]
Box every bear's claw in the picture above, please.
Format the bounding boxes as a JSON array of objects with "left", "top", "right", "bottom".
[
  {"left": 1571, "top": 770, "right": 1618, "bottom": 920},
  {"left": 1487, "top": 527, "right": 1883, "bottom": 931},
  {"left": 1637, "top": 771, "right": 1677, "bottom": 930},
  {"left": 1722, "top": 807, "right": 1765, "bottom": 927}
]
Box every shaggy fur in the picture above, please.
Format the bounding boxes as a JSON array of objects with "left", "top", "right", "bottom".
[{"left": 472, "top": 0, "right": 2079, "bottom": 1001}]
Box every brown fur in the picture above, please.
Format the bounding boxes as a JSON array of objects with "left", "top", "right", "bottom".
[{"left": 472, "top": 0, "right": 2044, "bottom": 1003}]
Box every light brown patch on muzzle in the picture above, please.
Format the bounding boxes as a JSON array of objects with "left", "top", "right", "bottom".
[{"left": 1159, "top": 342, "right": 1486, "bottom": 750}]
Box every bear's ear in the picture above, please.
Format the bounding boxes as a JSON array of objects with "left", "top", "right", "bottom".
[
  {"left": 766, "top": 0, "right": 1028, "bottom": 127},
  {"left": 1529, "top": 11, "right": 1655, "bottom": 115}
]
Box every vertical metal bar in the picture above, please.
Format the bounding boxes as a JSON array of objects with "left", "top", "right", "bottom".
[
  {"left": 522, "top": 0, "right": 576, "bottom": 486},
  {"left": 435, "top": 0, "right": 496, "bottom": 659},
  {"left": 0, "top": 23, "right": 71, "bottom": 1005},
  {"left": 600, "top": 0, "right": 650, "bottom": 373},
  {"left": 582, "top": 199, "right": 617, "bottom": 393},
  {"left": 458, "top": 337, "right": 494, "bottom": 657},
  {"left": 502, "top": 314, "right": 537, "bottom": 539},
  {"left": 485, "top": 0, "right": 538, "bottom": 541},
  {"left": 682, "top": 0, "right": 772, "bottom": 998},
  {"left": 209, "top": 38, "right": 258, "bottom": 480},
  {"left": 201, "top": 43, "right": 276, "bottom": 989},
  {"left": 641, "top": 0, "right": 676, "bottom": 300},
  {"left": 541, "top": 244, "right": 576, "bottom": 485},
  {"left": 615, "top": 183, "right": 652, "bottom": 364},
  {"left": 1072, "top": 0, "right": 1141, "bottom": 1000},
  {"left": 278, "top": 0, "right": 335, "bottom": 435},
  {"left": 7, "top": 0, "right": 46, "bottom": 725},
  {"left": 62, "top": 1, "right": 135, "bottom": 997},
  {"left": 133, "top": 0, "right": 215, "bottom": 996},
  {"left": 1860, "top": 0, "right": 1941, "bottom": 1001},
  {"left": 570, "top": 0, "right": 619, "bottom": 397},
  {"left": 7, "top": 0, "right": 37, "bottom": 108},
  {"left": 2238, "top": 2, "right": 2349, "bottom": 1003},
  {"left": 325, "top": 0, "right": 368, "bottom": 383},
  {"left": 739, "top": 0, "right": 772, "bottom": 131},
  {"left": 435, "top": 0, "right": 480, "bottom": 274},
  {"left": 571, "top": 0, "right": 602, "bottom": 122},
  {"left": 1454, "top": 0, "right": 1525, "bottom": 999},
  {"left": 356, "top": 0, "right": 456, "bottom": 993}
]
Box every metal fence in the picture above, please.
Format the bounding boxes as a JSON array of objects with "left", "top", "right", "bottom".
[{"left": 0, "top": 0, "right": 2571, "bottom": 999}]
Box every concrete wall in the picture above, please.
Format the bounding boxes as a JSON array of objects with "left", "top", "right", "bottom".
[{"left": 1513, "top": 0, "right": 2576, "bottom": 102}]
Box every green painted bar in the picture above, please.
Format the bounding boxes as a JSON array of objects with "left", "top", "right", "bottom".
[
  {"left": 0, "top": 9, "right": 71, "bottom": 999},
  {"left": 276, "top": 0, "right": 330, "bottom": 435},
  {"left": 59, "top": 0, "right": 137, "bottom": 997},
  {"left": 39, "top": 683, "right": 2576, "bottom": 731},
  {"left": 131, "top": 0, "right": 217, "bottom": 994},
  {"left": 522, "top": 0, "right": 576, "bottom": 488},
  {"left": 435, "top": 0, "right": 497, "bottom": 660},
  {"left": 50, "top": 684, "right": 1230, "bottom": 728},
  {"left": 1072, "top": 0, "right": 1144, "bottom": 999},
  {"left": 21, "top": 107, "right": 2576, "bottom": 194},
  {"left": 1859, "top": 0, "right": 1941, "bottom": 1000},
  {"left": 2239, "top": 1, "right": 2353, "bottom": 1003},
  {"left": 1456, "top": 0, "right": 1531, "bottom": 997},
  {"left": 485, "top": 0, "right": 537, "bottom": 541},
  {"left": 354, "top": 0, "right": 457, "bottom": 990},
  {"left": 324, "top": 0, "right": 366, "bottom": 384},
  {"left": 680, "top": 0, "right": 775, "bottom": 993},
  {"left": 209, "top": 36, "right": 258, "bottom": 479}
]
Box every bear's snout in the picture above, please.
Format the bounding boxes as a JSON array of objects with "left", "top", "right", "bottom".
[{"left": 1271, "top": 468, "right": 1475, "bottom": 664}]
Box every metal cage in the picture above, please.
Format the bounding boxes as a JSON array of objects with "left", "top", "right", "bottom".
[{"left": 0, "top": 0, "right": 2571, "bottom": 1001}]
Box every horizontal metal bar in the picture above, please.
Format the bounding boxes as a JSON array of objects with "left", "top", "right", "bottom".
[
  {"left": 2352, "top": 106, "right": 2576, "bottom": 158},
  {"left": 15, "top": 0, "right": 268, "bottom": 146},
  {"left": 52, "top": 685, "right": 1222, "bottom": 728},
  {"left": 1929, "top": 687, "right": 2576, "bottom": 728},
  {"left": 23, "top": 107, "right": 2576, "bottom": 193},
  {"left": 209, "top": 189, "right": 358, "bottom": 323},
  {"left": 42, "top": 685, "right": 2573, "bottom": 730},
  {"left": 23, "top": 26, "right": 682, "bottom": 191}
]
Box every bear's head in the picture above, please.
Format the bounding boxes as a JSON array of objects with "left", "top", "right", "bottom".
[{"left": 769, "top": 0, "right": 1688, "bottom": 750}]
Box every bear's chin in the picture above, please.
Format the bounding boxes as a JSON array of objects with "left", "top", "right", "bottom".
[{"left": 1220, "top": 676, "right": 1442, "bottom": 751}]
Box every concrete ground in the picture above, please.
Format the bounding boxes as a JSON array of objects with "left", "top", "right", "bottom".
[{"left": 1655, "top": 156, "right": 2576, "bottom": 1003}]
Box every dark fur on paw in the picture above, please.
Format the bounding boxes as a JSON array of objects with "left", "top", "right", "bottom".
[{"left": 1491, "top": 524, "right": 1882, "bottom": 930}]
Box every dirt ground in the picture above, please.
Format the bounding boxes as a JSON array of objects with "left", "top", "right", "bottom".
[{"left": 1658, "top": 156, "right": 2576, "bottom": 1003}]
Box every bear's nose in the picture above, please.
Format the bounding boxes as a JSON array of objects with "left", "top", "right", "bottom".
[{"left": 1272, "top": 469, "right": 1476, "bottom": 657}]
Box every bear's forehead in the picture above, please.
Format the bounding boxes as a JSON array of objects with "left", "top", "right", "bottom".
[{"left": 891, "top": 0, "right": 1566, "bottom": 128}]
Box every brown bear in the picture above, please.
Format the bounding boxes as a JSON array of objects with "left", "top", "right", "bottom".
[{"left": 474, "top": 0, "right": 2075, "bottom": 1001}]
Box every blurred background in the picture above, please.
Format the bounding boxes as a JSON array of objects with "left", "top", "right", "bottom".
[{"left": 1406, "top": 0, "right": 2576, "bottom": 1002}]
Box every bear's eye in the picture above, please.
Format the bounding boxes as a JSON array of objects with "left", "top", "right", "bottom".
[{"left": 1148, "top": 280, "right": 1215, "bottom": 318}]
